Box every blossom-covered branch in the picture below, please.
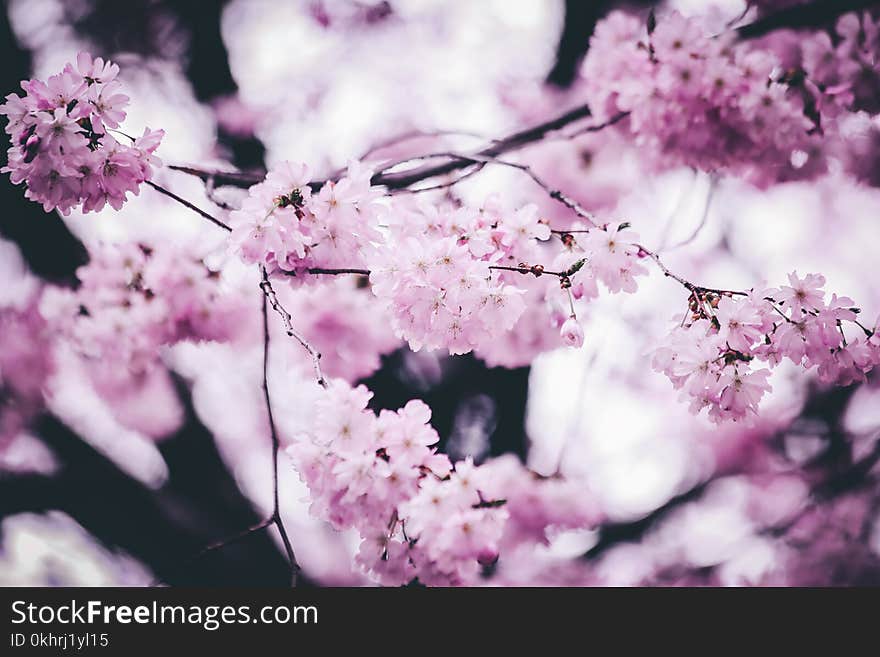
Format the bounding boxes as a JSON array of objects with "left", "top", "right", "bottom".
[{"left": 3, "top": 0, "right": 880, "bottom": 588}]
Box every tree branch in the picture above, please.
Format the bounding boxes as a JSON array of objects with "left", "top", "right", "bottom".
[
  {"left": 374, "top": 105, "right": 601, "bottom": 191},
  {"left": 165, "top": 165, "right": 266, "bottom": 191},
  {"left": 152, "top": 518, "right": 273, "bottom": 586},
  {"left": 164, "top": 0, "right": 859, "bottom": 195},
  {"left": 586, "top": 433, "right": 880, "bottom": 561},
  {"left": 261, "top": 284, "right": 300, "bottom": 586},
  {"left": 307, "top": 267, "right": 371, "bottom": 276},
  {"left": 146, "top": 181, "right": 232, "bottom": 232},
  {"left": 736, "top": 0, "right": 879, "bottom": 39},
  {"left": 168, "top": 104, "right": 609, "bottom": 191},
  {"left": 260, "top": 267, "right": 328, "bottom": 388},
  {"left": 159, "top": 143, "right": 751, "bottom": 301}
]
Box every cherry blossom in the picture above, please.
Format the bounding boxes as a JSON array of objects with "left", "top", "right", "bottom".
[
  {"left": 289, "top": 379, "right": 602, "bottom": 585},
  {"left": 39, "top": 243, "right": 247, "bottom": 375},
  {"left": 1, "top": 6, "right": 879, "bottom": 589},
  {"left": 229, "top": 161, "right": 382, "bottom": 279},
  {"left": 276, "top": 278, "right": 401, "bottom": 381},
  {"left": 368, "top": 232, "right": 527, "bottom": 355},
  {"left": 653, "top": 272, "right": 880, "bottom": 422},
  {"left": 560, "top": 316, "right": 584, "bottom": 348},
  {"left": 580, "top": 10, "right": 837, "bottom": 185},
  {"left": 0, "top": 52, "right": 164, "bottom": 215}
]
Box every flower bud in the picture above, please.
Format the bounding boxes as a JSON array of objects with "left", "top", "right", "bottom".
[
  {"left": 477, "top": 547, "right": 499, "bottom": 566},
  {"left": 560, "top": 316, "right": 584, "bottom": 348}
]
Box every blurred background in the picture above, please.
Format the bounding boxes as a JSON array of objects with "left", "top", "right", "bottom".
[{"left": 1, "top": 0, "right": 879, "bottom": 586}]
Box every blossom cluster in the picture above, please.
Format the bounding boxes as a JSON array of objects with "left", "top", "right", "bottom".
[
  {"left": 551, "top": 220, "right": 648, "bottom": 297},
  {"left": 40, "top": 243, "right": 245, "bottom": 374},
  {"left": 755, "top": 11, "right": 880, "bottom": 185},
  {"left": 368, "top": 232, "right": 527, "bottom": 355},
  {"left": 287, "top": 379, "right": 601, "bottom": 585},
  {"left": 228, "top": 160, "right": 382, "bottom": 279},
  {"left": 0, "top": 52, "right": 164, "bottom": 215},
  {"left": 777, "top": 11, "right": 880, "bottom": 115},
  {"left": 234, "top": 159, "right": 651, "bottom": 359},
  {"left": 581, "top": 11, "right": 828, "bottom": 184},
  {"left": 541, "top": 220, "right": 648, "bottom": 350},
  {"left": 368, "top": 196, "right": 649, "bottom": 356},
  {"left": 652, "top": 272, "right": 880, "bottom": 422},
  {"left": 366, "top": 197, "right": 543, "bottom": 354},
  {"left": 474, "top": 285, "right": 568, "bottom": 368}
]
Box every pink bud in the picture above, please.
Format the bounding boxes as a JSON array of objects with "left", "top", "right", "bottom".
[
  {"left": 23, "top": 134, "right": 40, "bottom": 163},
  {"left": 560, "top": 316, "right": 584, "bottom": 348},
  {"left": 477, "top": 547, "right": 499, "bottom": 566}
]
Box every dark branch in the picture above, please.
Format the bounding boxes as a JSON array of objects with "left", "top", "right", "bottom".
[
  {"left": 307, "top": 267, "right": 371, "bottom": 276},
  {"left": 736, "top": 0, "right": 879, "bottom": 39},
  {"left": 375, "top": 104, "right": 596, "bottom": 190},
  {"left": 169, "top": 103, "right": 602, "bottom": 191},
  {"left": 165, "top": 0, "right": 860, "bottom": 194},
  {"left": 260, "top": 268, "right": 328, "bottom": 387},
  {"left": 261, "top": 284, "right": 299, "bottom": 586},
  {"left": 146, "top": 181, "right": 232, "bottom": 232}
]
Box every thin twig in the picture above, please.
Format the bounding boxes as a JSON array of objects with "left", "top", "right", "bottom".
[
  {"left": 558, "top": 111, "right": 630, "bottom": 139},
  {"left": 169, "top": 103, "right": 600, "bottom": 190},
  {"left": 261, "top": 285, "right": 300, "bottom": 586},
  {"left": 639, "top": 248, "right": 699, "bottom": 292},
  {"left": 359, "top": 128, "right": 490, "bottom": 160},
  {"left": 145, "top": 180, "right": 232, "bottom": 232},
  {"left": 665, "top": 174, "right": 718, "bottom": 252},
  {"left": 365, "top": 104, "right": 601, "bottom": 190},
  {"left": 390, "top": 163, "right": 487, "bottom": 195},
  {"left": 388, "top": 150, "right": 600, "bottom": 226},
  {"left": 260, "top": 267, "right": 328, "bottom": 388},
  {"left": 488, "top": 264, "right": 570, "bottom": 278},
  {"left": 307, "top": 267, "right": 371, "bottom": 276},
  {"left": 303, "top": 264, "right": 574, "bottom": 280},
  {"left": 167, "top": 164, "right": 265, "bottom": 189},
  {"left": 151, "top": 517, "right": 273, "bottom": 586},
  {"left": 638, "top": 246, "right": 749, "bottom": 296}
]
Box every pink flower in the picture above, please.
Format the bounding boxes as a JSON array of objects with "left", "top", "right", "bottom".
[
  {"left": 71, "top": 52, "right": 119, "bottom": 86},
  {"left": 86, "top": 81, "right": 128, "bottom": 132},
  {"left": 715, "top": 296, "right": 765, "bottom": 353},
  {"left": 368, "top": 232, "right": 526, "bottom": 355},
  {"left": 580, "top": 9, "right": 829, "bottom": 185},
  {"left": 655, "top": 270, "right": 877, "bottom": 420},
  {"left": 560, "top": 316, "right": 584, "bottom": 347},
  {"left": 777, "top": 271, "right": 826, "bottom": 315},
  {"left": 0, "top": 52, "right": 162, "bottom": 215},
  {"left": 229, "top": 161, "right": 380, "bottom": 280},
  {"left": 716, "top": 368, "right": 773, "bottom": 421},
  {"left": 499, "top": 204, "right": 550, "bottom": 248},
  {"left": 289, "top": 379, "right": 601, "bottom": 585},
  {"left": 578, "top": 223, "right": 647, "bottom": 294},
  {"left": 39, "top": 243, "right": 244, "bottom": 374}
]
